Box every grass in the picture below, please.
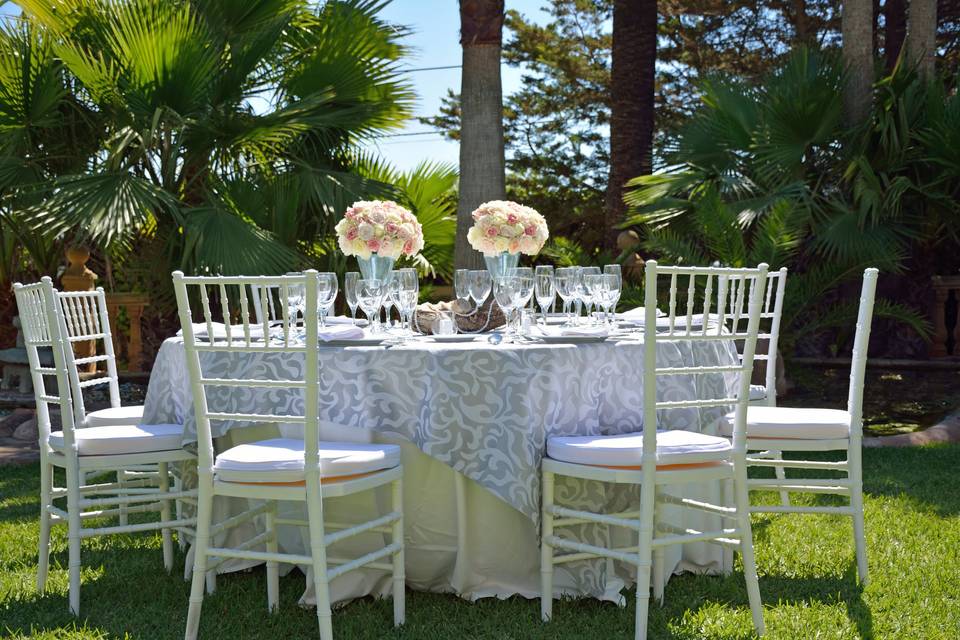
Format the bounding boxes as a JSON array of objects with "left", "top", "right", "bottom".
[{"left": 2, "top": 445, "right": 960, "bottom": 639}]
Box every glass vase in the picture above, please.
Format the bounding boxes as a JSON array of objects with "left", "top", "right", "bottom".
[
  {"left": 356, "top": 254, "right": 396, "bottom": 282},
  {"left": 484, "top": 252, "right": 520, "bottom": 281}
]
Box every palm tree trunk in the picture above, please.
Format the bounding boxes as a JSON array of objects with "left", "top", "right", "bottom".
[
  {"left": 456, "top": 0, "right": 505, "bottom": 271},
  {"left": 604, "top": 0, "right": 657, "bottom": 251},
  {"left": 907, "top": 0, "right": 938, "bottom": 78},
  {"left": 884, "top": 0, "right": 907, "bottom": 71},
  {"left": 842, "top": 0, "right": 875, "bottom": 128}
]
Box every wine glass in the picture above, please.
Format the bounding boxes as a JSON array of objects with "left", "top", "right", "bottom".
[
  {"left": 454, "top": 269, "right": 471, "bottom": 307},
  {"left": 600, "top": 273, "right": 619, "bottom": 325},
  {"left": 357, "top": 278, "right": 385, "bottom": 333},
  {"left": 382, "top": 270, "right": 397, "bottom": 328},
  {"left": 469, "top": 270, "right": 492, "bottom": 308},
  {"left": 509, "top": 268, "right": 535, "bottom": 332},
  {"left": 396, "top": 269, "right": 419, "bottom": 336},
  {"left": 603, "top": 264, "right": 622, "bottom": 323},
  {"left": 568, "top": 267, "right": 585, "bottom": 324},
  {"left": 344, "top": 272, "right": 360, "bottom": 325},
  {"left": 510, "top": 267, "right": 534, "bottom": 311},
  {"left": 535, "top": 266, "right": 555, "bottom": 325},
  {"left": 493, "top": 276, "right": 521, "bottom": 340},
  {"left": 582, "top": 274, "right": 605, "bottom": 325},
  {"left": 317, "top": 272, "right": 338, "bottom": 328},
  {"left": 286, "top": 282, "right": 305, "bottom": 327},
  {"left": 580, "top": 266, "right": 601, "bottom": 320},
  {"left": 555, "top": 267, "right": 573, "bottom": 324}
]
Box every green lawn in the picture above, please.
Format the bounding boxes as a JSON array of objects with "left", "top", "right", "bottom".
[{"left": 2, "top": 446, "right": 959, "bottom": 639}]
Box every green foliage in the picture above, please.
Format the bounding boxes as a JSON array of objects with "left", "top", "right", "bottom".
[
  {"left": 625, "top": 48, "right": 956, "bottom": 354},
  {"left": 0, "top": 0, "right": 458, "bottom": 285}
]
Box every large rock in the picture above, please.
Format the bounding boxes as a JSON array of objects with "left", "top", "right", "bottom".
[
  {"left": 0, "top": 408, "right": 34, "bottom": 438},
  {"left": 13, "top": 417, "right": 37, "bottom": 441}
]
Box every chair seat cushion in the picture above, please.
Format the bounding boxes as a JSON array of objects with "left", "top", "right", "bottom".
[
  {"left": 546, "top": 430, "right": 733, "bottom": 468},
  {"left": 749, "top": 384, "right": 767, "bottom": 401},
  {"left": 85, "top": 405, "right": 145, "bottom": 428},
  {"left": 48, "top": 423, "right": 183, "bottom": 456},
  {"left": 214, "top": 438, "right": 401, "bottom": 483},
  {"left": 718, "top": 406, "right": 850, "bottom": 440}
]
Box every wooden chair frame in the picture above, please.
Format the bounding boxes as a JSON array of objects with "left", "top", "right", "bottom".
[
  {"left": 14, "top": 278, "right": 197, "bottom": 615},
  {"left": 173, "top": 271, "right": 404, "bottom": 640},
  {"left": 540, "top": 261, "right": 769, "bottom": 640}
]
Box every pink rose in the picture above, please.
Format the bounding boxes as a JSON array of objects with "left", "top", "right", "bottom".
[
  {"left": 507, "top": 213, "right": 518, "bottom": 225},
  {"left": 346, "top": 228, "right": 358, "bottom": 240},
  {"left": 386, "top": 222, "right": 399, "bottom": 234},
  {"left": 366, "top": 239, "right": 381, "bottom": 252},
  {"left": 524, "top": 225, "right": 536, "bottom": 236},
  {"left": 403, "top": 240, "right": 413, "bottom": 254},
  {"left": 485, "top": 226, "right": 498, "bottom": 238}
]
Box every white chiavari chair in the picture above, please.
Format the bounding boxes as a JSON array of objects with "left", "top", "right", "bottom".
[
  {"left": 14, "top": 277, "right": 197, "bottom": 615},
  {"left": 718, "top": 268, "right": 878, "bottom": 585},
  {"left": 173, "top": 271, "right": 404, "bottom": 640},
  {"left": 540, "top": 261, "right": 768, "bottom": 640},
  {"left": 249, "top": 284, "right": 282, "bottom": 324},
  {"left": 723, "top": 267, "right": 790, "bottom": 505}
]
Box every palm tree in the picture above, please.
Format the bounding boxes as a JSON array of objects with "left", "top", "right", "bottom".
[
  {"left": 603, "top": 0, "right": 656, "bottom": 250},
  {"left": 842, "top": 0, "right": 874, "bottom": 127},
  {"left": 455, "top": 0, "right": 505, "bottom": 270},
  {"left": 0, "top": 0, "right": 417, "bottom": 277},
  {"left": 907, "top": 0, "right": 938, "bottom": 77}
]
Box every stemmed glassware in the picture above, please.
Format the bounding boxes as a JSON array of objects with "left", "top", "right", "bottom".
[
  {"left": 382, "top": 271, "right": 397, "bottom": 328},
  {"left": 603, "top": 264, "right": 622, "bottom": 323},
  {"left": 580, "top": 266, "right": 601, "bottom": 320},
  {"left": 582, "top": 274, "right": 606, "bottom": 325},
  {"left": 600, "top": 273, "right": 619, "bottom": 324},
  {"left": 454, "top": 269, "right": 471, "bottom": 307},
  {"left": 492, "top": 276, "right": 522, "bottom": 341},
  {"left": 395, "top": 268, "right": 419, "bottom": 337},
  {"left": 555, "top": 267, "right": 574, "bottom": 324},
  {"left": 317, "top": 272, "right": 338, "bottom": 328},
  {"left": 535, "top": 266, "right": 555, "bottom": 324},
  {"left": 358, "top": 278, "right": 385, "bottom": 333},
  {"left": 286, "top": 282, "right": 305, "bottom": 327},
  {"left": 344, "top": 272, "right": 360, "bottom": 325},
  {"left": 469, "top": 270, "right": 492, "bottom": 309},
  {"left": 508, "top": 268, "right": 535, "bottom": 334}
]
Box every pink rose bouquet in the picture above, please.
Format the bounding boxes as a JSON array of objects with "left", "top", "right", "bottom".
[
  {"left": 466, "top": 200, "right": 549, "bottom": 257},
  {"left": 335, "top": 200, "right": 424, "bottom": 260}
]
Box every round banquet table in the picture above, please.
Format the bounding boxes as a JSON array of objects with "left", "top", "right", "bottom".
[{"left": 141, "top": 324, "right": 741, "bottom": 606}]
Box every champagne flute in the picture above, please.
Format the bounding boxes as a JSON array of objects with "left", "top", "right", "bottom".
[
  {"left": 469, "top": 270, "right": 492, "bottom": 308},
  {"left": 535, "top": 265, "right": 555, "bottom": 324},
  {"left": 555, "top": 267, "right": 573, "bottom": 325},
  {"left": 454, "top": 269, "right": 471, "bottom": 307},
  {"left": 580, "top": 266, "right": 601, "bottom": 320},
  {"left": 382, "top": 270, "right": 397, "bottom": 328},
  {"left": 317, "top": 272, "right": 337, "bottom": 328},
  {"left": 493, "top": 276, "right": 521, "bottom": 340},
  {"left": 358, "top": 278, "right": 385, "bottom": 333},
  {"left": 603, "top": 264, "right": 622, "bottom": 323},
  {"left": 344, "top": 272, "right": 360, "bottom": 325},
  {"left": 396, "top": 269, "right": 419, "bottom": 336}
]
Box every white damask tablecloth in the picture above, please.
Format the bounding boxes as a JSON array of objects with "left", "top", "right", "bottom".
[{"left": 142, "top": 329, "right": 740, "bottom": 605}]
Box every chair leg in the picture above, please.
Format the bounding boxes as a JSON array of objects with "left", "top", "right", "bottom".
[
  {"left": 391, "top": 476, "right": 406, "bottom": 627},
  {"left": 185, "top": 477, "right": 214, "bottom": 640},
  {"left": 158, "top": 462, "right": 174, "bottom": 572},
  {"left": 118, "top": 469, "right": 130, "bottom": 526},
  {"left": 772, "top": 451, "right": 789, "bottom": 506},
  {"left": 634, "top": 481, "right": 656, "bottom": 640},
  {"left": 265, "top": 502, "right": 279, "bottom": 613},
  {"left": 66, "top": 463, "right": 82, "bottom": 616},
  {"left": 652, "top": 486, "right": 665, "bottom": 606},
  {"left": 849, "top": 448, "right": 868, "bottom": 586},
  {"left": 305, "top": 483, "right": 333, "bottom": 640},
  {"left": 540, "top": 470, "right": 555, "bottom": 623},
  {"left": 720, "top": 477, "right": 734, "bottom": 575},
  {"left": 733, "top": 460, "right": 765, "bottom": 636},
  {"left": 37, "top": 460, "right": 53, "bottom": 592}
]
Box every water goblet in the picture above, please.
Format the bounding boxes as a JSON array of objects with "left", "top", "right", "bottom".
[
  {"left": 604, "top": 264, "right": 622, "bottom": 322},
  {"left": 317, "top": 272, "right": 337, "bottom": 328},
  {"left": 469, "top": 270, "right": 492, "bottom": 308},
  {"left": 535, "top": 266, "right": 555, "bottom": 325},
  {"left": 454, "top": 269, "right": 471, "bottom": 307},
  {"left": 357, "top": 278, "right": 385, "bottom": 333}
]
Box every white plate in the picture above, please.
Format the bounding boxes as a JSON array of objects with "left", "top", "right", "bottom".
[
  {"left": 321, "top": 338, "right": 385, "bottom": 347},
  {"left": 427, "top": 334, "right": 476, "bottom": 343},
  {"left": 536, "top": 334, "right": 609, "bottom": 344}
]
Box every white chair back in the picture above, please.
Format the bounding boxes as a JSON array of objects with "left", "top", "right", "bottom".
[
  {"left": 54, "top": 288, "right": 123, "bottom": 426},
  {"left": 248, "top": 284, "right": 282, "bottom": 324},
  {"left": 722, "top": 267, "right": 787, "bottom": 405},
  {"left": 172, "top": 271, "right": 317, "bottom": 483},
  {"left": 642, "top": 261, "right": 769, "bottom": 459},
  {"left": 13, "top": 278, "right": 80, "bottom": 451},
  {"left": 846, "top": 268, "right": 879, "bottom": 444}
]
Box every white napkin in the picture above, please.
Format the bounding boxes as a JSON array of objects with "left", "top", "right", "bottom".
[
  {"left": 619, "top": 307, "right": 665, "bottom": 322},
  {"left": 325, "top": 315, "right": 364, "bottom": 326},
  {"left": 318, "top": 324, "right": 365, "bottom": 342},
  {"left": 537, "top": 324, "right": 609, "bottom": 338}
]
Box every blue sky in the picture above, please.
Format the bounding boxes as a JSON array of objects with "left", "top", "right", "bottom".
[
  {"left": 0, "top": 0, "right": 550, "bottom": 172},
  {"left": 363, "top": 0, "right": 550, "bottom": 171}
]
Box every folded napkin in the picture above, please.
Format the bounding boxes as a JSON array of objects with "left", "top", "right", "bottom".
[
  {"left": 537, "top": 324, "right": 609, "bottom": 338},
  {"left": 619, "top": 307, "right": 665, "bottom": 322},
  {"left": 318, "top": 324, "right": 365, "bottom": 342},
  {"left": 325, "top": 315, "right": 366, "bottom": 326},
  {"left": 177, "top": 322, "right": 265, "bottom": 340}
]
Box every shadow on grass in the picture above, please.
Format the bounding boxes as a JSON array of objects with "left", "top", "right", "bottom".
[{"left": 758, "top": 567, "right": 873, "bottom": 639}]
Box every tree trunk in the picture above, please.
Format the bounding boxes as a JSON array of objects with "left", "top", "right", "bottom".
[
  {"left": 604, "top": 0, "right": 657, "bottom": 251},
  {"left": 884, "top": 0, "right": 907, "bottom": 71},
  {"left": 907, "top": 0, "right": 938, "bottom": 78},
  {"left": 791, "top": 0, "right": 813, "bottom": 45},
  {"left": 842, "top": 0, "right": 875, "bottom": 128},
  {"left": 456, "top": 0, "right": 505, "bottom": 271}
]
